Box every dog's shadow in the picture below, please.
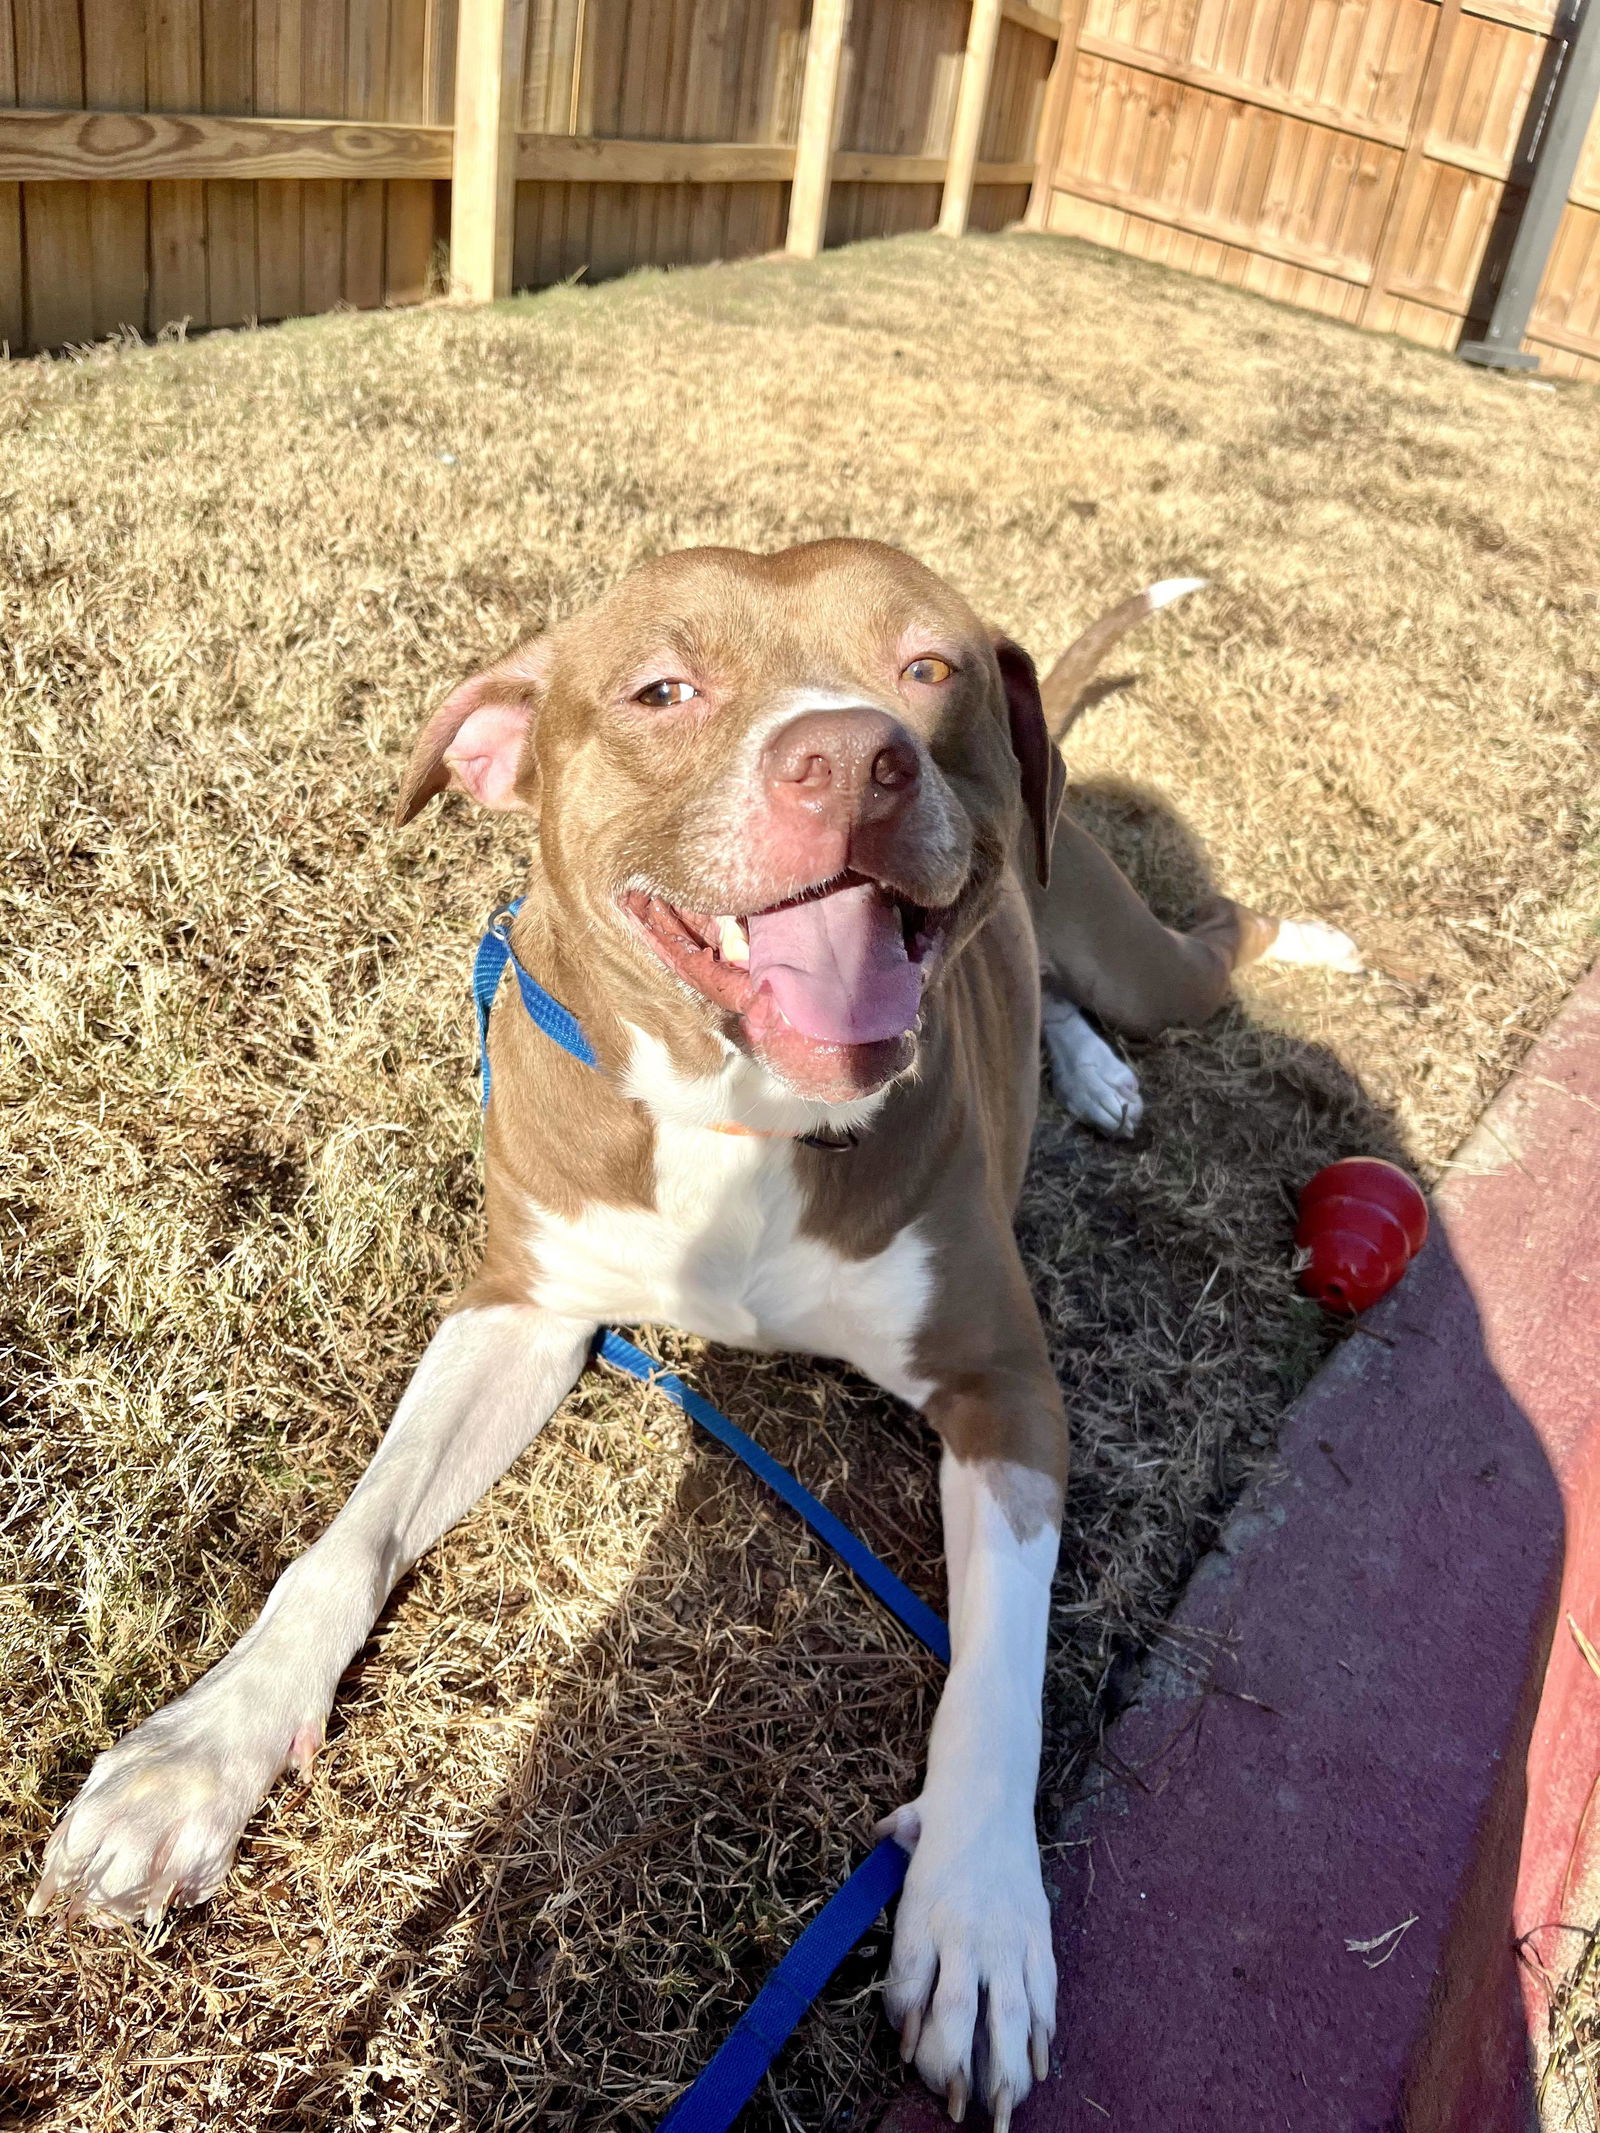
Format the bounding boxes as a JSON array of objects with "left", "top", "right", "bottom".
[{"left": 89, "top": 786, "right": 1550, "bottom": 2131}]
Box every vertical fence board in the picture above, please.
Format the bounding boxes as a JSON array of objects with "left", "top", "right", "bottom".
[
  {"left": 0, "top": 0, "right": 17, "bottom": 330},
  {"left": 302, "top": 179, "right": 345, "bottom": 308},
  {"left": 254, "top": 0, "right": 305, "bottom": 319},
  {"left": 385, "top": 173, "right": 438, "bottom": 294},
  {"left": 23, "top": 185, "right": 96, "bottom": 346},
  {"left": 203, "top": 0, "right": 260, "bottom": 323},
  {"left": 146, "top": 0, "right": 208, "bottom": 328},
  {"left": 255, "top": 179, "right": 305, "bottom": 316},
  {"left": 87, "top": 182, "right": 150, "bottom": 335},
  {"left": 0, "top": 183, "right": 22, "bottom": 350},
  {"left": 344, "top": 175, "right": 386, "bottom": 303},
  {"left": 82, "top": 0, "right": 151, "bottom": 335},
  {"left": 299, "top": 0, "right": 351, "bottom": 310},
  {"left": 15, "top": 0, "right": 90, "bottom": 344}
]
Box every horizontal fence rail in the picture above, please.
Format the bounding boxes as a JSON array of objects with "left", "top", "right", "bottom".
[
  {"left": 0, "top": 110, "right": 1034, "bottom": 189},
  {"left": 0, "top": 0, "right": 1595, "bottom": 373}
]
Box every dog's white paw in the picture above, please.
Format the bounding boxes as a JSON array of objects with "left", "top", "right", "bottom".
[
  {"left": 28, "top": 1685, "right": 306, "bottom": 1926},
  {"left": 1042, "top": 999, "right": 1144, "bottom": 1137},
  {"left": 1263, "top": 918, "right": 1364, "bottom": 974},
  {"left": 880, "top": 1801, "right": 1056, "bottom": 2128}
]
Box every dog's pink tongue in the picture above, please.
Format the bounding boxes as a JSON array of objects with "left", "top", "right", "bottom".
[{"left": 745, "top": 883, "right": 922, "bottom": 1044}]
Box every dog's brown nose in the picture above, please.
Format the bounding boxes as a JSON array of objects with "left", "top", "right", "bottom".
[{"left": 761, "top": 709, "right": 921, "bottom": 828}]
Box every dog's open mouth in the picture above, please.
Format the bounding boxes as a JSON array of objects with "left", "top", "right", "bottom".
[{"left": 621, "top": 874, "right": 952, "bottom": 1095}]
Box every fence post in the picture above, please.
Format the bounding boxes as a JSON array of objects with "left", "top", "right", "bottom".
[
  {"left": 451, "top": 0, "right": 527, "bottom": 300},
  {"left": 1024, "top": 6, "right": 1078, "bottom": 230},
  {"left": 787, "top": 0, "right": 852, "bottom": 259},
  {"left": 939, "top": 0, "right": 1005, "bottom": 236},
  {"left": 1460, "top": 0, "right": 1600, "bottom": 369}
]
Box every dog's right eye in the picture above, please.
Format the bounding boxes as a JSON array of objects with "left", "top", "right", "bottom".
[{"left": 635, "top": 679, "right": 697, "bottom": 708}]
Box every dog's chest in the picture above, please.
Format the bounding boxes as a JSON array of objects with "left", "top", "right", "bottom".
[{"left": 522, "top": 1126, "right": 932, "bottom": 1382}]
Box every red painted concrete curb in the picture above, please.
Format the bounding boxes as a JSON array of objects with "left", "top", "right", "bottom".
[{"left": 882, "top": 959, "right": 1600, "bottom": 2133}]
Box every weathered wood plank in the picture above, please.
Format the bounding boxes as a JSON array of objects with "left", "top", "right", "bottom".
[
  {"left": 1024, "top": 0, "right": 1086, "bottom": 225},
  {"left": 148, "top": 179, "right": 209, "bottom": 328},
  {"left": 255, "top": 176, "right": 305, "bottom": 316},
  {"left": 0, "top": 112, "right": 1029, "bottom": 197},
  {"left": 838, "top": 148, "right": 1033, "bottom": 183},
  {"left": 0, "top": 183, "right": 22, "bottom": 349},
  {"left": 81, "top": 0, "right": 151, "bottom": 336},
  {"left": 83, "top": 0, "right": 149, "bottom": 110},
  {"left": 253, "top": 2, "right": 303, "bottom": 320},
  {"left": 344, "top": 174, "right": 387, "bottom": 303},
  {"left": 301, "top": 177, "right": 345, "bottom": 309},
  {"left": 22, "top": 183, "right": 98, "bottom": 346},
  {"left": 15, "top": 0, "right": 84, "bottom": 106},
  {"left": 1048, "top": 160, "right": 1377, "bottom": 278},
  {"left": 1074, "top": 28, "right": 1411, "bottom": 145},
  {"left": 0, "top": 110, "right": 455, "bottom": 182},
  {"left": 385, "top": 171, "right": 438, "bottom": 296},
  {"left": 206, "top": 177, "right": 260, "bottom": 322},
  {"left": 516, "top": 132, "right": 795, "bottom": 180},
  {"left": 0, "top": 0, "right": 16, "bottom": 106},
  {"left": 1359, "top": 0, "right": 1466, "bottom": 323},
  {"left": 1001, "top": 0, "right": 1062, "bottom": 42}
]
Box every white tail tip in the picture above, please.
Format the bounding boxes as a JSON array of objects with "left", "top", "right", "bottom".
[
  {"left": 1145, "top": 576, "right": 1209, "bottom": 610},
  {"left": 1264, "top": 919, "right": 1365, "bottom": 974}
]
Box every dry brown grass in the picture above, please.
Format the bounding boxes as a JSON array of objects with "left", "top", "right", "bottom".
[{"left": 2, "top": 229, "right": 1597, "bottom": 2133}]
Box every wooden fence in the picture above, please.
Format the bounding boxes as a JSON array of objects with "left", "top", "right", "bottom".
[
  {"left": 0, "top": 0, "right": 1596, "bottom": 373},
  {"left": 1030, "top": 0, "right": 1600, "bottom": 376},
  {"left": 0, "top": 0, "right": 1052, "bottom": 352}
]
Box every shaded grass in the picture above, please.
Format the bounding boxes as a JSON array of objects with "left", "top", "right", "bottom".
[{"left": 2, "top": 229, "right": 1598, "bottom": 2131}]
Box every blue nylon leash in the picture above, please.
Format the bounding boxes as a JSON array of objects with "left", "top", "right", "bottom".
[
  {"left": 597, "top": 1332, "right": 950, "bottom": 1664},
  {"left": 655, "top": 1838, "right": 913, "bottom": 2133},
  {"left": 472, "top": 908, "right": 949, "bottom": 2129}
]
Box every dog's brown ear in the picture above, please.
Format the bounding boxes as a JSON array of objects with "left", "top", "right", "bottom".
[
  {"left": 394, "top": 638, "right": 552, "bottom": 826},
  {"left": 993, "top": 636, "right": 1065, "bottom": 889}
]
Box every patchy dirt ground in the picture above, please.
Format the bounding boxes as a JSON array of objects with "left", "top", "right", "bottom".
[{"left": 2, "top": 229, "right": 1597, "bottom": 2133}]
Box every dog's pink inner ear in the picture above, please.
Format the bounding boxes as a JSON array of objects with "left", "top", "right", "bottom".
[
  {"left": 443, "top": 700, "right": 532, "bottom": 811},
  {"left": 394, "top": 643, "right": 550, "bottom": 826}
]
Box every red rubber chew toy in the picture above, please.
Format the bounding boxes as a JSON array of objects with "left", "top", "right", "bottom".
[{"left": 1295, "top": 1157, "right": 1429, "bottom": 1315}]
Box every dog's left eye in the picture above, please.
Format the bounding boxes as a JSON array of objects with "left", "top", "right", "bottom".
[
  {"left": 635, "top": 679, "right": 697, "bottom": 708},
  {"left": 903, "top": 656, "right": 953, "bottom": 685}
]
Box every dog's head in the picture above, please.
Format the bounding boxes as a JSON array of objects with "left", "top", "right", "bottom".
[{"left": 398, "top": 540, "right": 1062, "bottom": 1103}]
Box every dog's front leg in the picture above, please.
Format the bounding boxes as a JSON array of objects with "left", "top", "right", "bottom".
[
  {"left": 866, "top": 1281, "right": 1066, "bottom": 2130},
  {"left": 31, "top": 1303, "right": 594, "bottom": 1926}
]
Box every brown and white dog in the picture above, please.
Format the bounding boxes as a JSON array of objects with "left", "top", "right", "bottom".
[{"left": 31, "top": 541, "right": 1357, "bottom": 2126}]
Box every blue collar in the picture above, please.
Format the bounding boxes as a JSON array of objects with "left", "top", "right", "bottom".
[{"left": 471, "top": 900, "right": 860, "bottom": 1149}]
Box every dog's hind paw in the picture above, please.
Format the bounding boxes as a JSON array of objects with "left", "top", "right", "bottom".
[
  {"left": 1042, "top": 999, "right": 1144, "bottom": 1137},
  {"left": 1264, "top": 918, "right": 1364, "bottom": 974}
]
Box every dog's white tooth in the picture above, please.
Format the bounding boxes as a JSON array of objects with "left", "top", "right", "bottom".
[{"left": 717, "top": 916, "right": 750, "bottom": 966}]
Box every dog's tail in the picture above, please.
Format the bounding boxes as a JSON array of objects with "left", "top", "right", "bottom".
[{"left": 1041, "top": 576, "right": 1208, "bottom": 741}]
